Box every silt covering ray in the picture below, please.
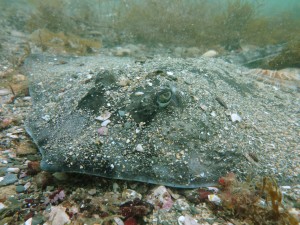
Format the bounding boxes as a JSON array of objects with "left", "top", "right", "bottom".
[{"left": 22, "top": 54, "right": 299, "bottom": 188}]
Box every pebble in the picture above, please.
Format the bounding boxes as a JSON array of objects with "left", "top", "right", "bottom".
[
  {"left": 122, "top": 189, "right": 142, "bottom": 201},
  {"left": 200, "top": 104, "right": 208, "bottom": 111},
  {"left": 16, "top": 185, "right": 25, "bottom": 193},
  {"left": 114, "top": 217, "right": 124, "bottom": 225},
  {"left": 202, "top": 50, "right": 218, "bottom": 58},
  {"left": 31, "top": 214, "right": 44, "bottom": 225},
  {"left": 118, "top": 110, "right": 126, "bottom": 117},
  {"left": 16, "top": 141, "right": 37, "bottom": 156},
  {"left": 0, "top": 202, "right": 7, "bottom": 211},
  {"left": 23, "top": 96, "right": 32, "bottom": 101},
  {"left": 6, "top": 167, "right": 20, "bottom": 173},
  {"left": 24, "top": 182, "right": 31, "bottom": 190},
  {"left": 98, "top": 127, "right": 109, "bottom": 136},
  {"left": 6, "top": 133, "right": 18, "bottom": 139},
  {"left": 0, "top": 173, "right": 18, "bottom": 186},
  {"left": 44, "top": 206, "right": 70, "bottom": 225},
  {"left": 88, "top": 188, "right": 97, "bottom": 195},
  {"left": 0, "top": 88, "right": 11, "bottom": 96},
  {"left": 147, "top": 186, "right": 173, "bottom": 210},
  {"left": 178, "top": 215, "right": 199, "bottom": 225},
  {"left": 113, "top": 182, "right": 120, "bottom": 193},
  {"left": 24, "top": 217, "right": 32, "bottom": 225},
  {"left": 0, "top": 185, "right": 16, "bottom": 199},
  {"left": 174, "top": 198, "right": 190, "bottom": 211},
  {"left": 118, "top": 77, "right": 130, "bottom": 86}
]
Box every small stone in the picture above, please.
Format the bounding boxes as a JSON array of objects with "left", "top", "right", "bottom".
[
  {"left": 88, "top": 188, "right": 97, "bottom": 195},
  {"left": 44, "top": 206, "right": 70, "bottom": 225},
  {"left": 136, "top": 144, "right": 144, "bottom": 152},
  {"left": 17, "top": 141, "right": 37, "bottom": 156},
  {"left": 118, "top": 110, "right": 126, "bottom": 117},
  {"left": 178, "top": 215, "right": 200, "bottom": 225},
  {"left": 0, "top": 185, "right": 16, "bottom": 199},
  {"left": 211, "top": 111, "right": 216, "bottom": 117},
  {"left": 0, "top": 202, "right": 7, "bottom": 211},
  {"left": 23, "top": 96, "right": 32, "bottom": 101},
  {"left": 6, "top": 168, "right": 20, "bottom": 173},
  {"left": 31, "top": 214, "right": 44, "bottom": 225},
  {"left": 113, "top": 182, "right": 120, "bottom": 193},
  {"left": 0, "top": 88, "right": 11, "bottom": 96},
  {"left": 174, "top": 198, "right": 190, "bottom": 211},
  {"left": 0, "top": 173, "right": 18, "bottom": 186},
  {"left": 24, "top": 182, "right": 31, "bottom": 190},
  {"left": 16, "top": 185, "right": 25, "bottom": 193},
  {"left": 202, "top": 50, "right": 218, "bottom": 57},
  {"left": 113, "top": 217, "right": 124, "bottom": 225},
  {"left": 147, "top": 186, "right": 173, "bottom": 210},
  {"left": 98, "top": 127, "right": 108, "bottom": 136},
  {"left": 24, "top": 217, "right": 32, "bottom": 225},
  {"left": 118, "top": 77, "right": 130, "bottom": 86},
  {"left": 200, "top": 104, "right": 208, "bottom": 111},
  {"left": 122, "top": 189, "right": 142, "bottom": 201}
]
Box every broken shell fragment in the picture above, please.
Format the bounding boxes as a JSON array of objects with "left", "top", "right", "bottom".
[
  {"left": 135, "top": 144, "right": 144, "bottom": 152},
  {"left": 134, "top": 91, "right": 144, "bottom": 96},
  {"left": 101, "top": 119, "right": 111, "bottom": 127},
  {"left": 231, "top": 113, "right": 242, "bottom": 122},
  {"left": 95, "top": 110, "right": 111, "bottom": 121}
]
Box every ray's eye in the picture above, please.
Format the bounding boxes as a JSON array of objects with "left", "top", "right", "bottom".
[{"left": 156, "top": 89, "right": 172, "bottom": 108}]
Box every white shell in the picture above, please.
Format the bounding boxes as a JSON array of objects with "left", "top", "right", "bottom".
[
  {"left": 136, "top": 144, "right": 144, "bottom": 152},
  {"left": 231, "top": 113, "right": 242, "bottom": 122},
  {"left": 134, "top": 91, "right": 144, "bottom": 96},
  {"left": 101, "top": 119, "right": 111, "bottom": 127},
  {"left": 202, "top": 50, "right": 218, "bottom": 57},
  {"left": 113, "top": 217, "right": 124, "bottom": 225},
  {"left": 95, "top": 110, "right": 111, "bottom": 121},
  {"left": 208, "top": 194, "right": 221, "bottom": 204}
]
